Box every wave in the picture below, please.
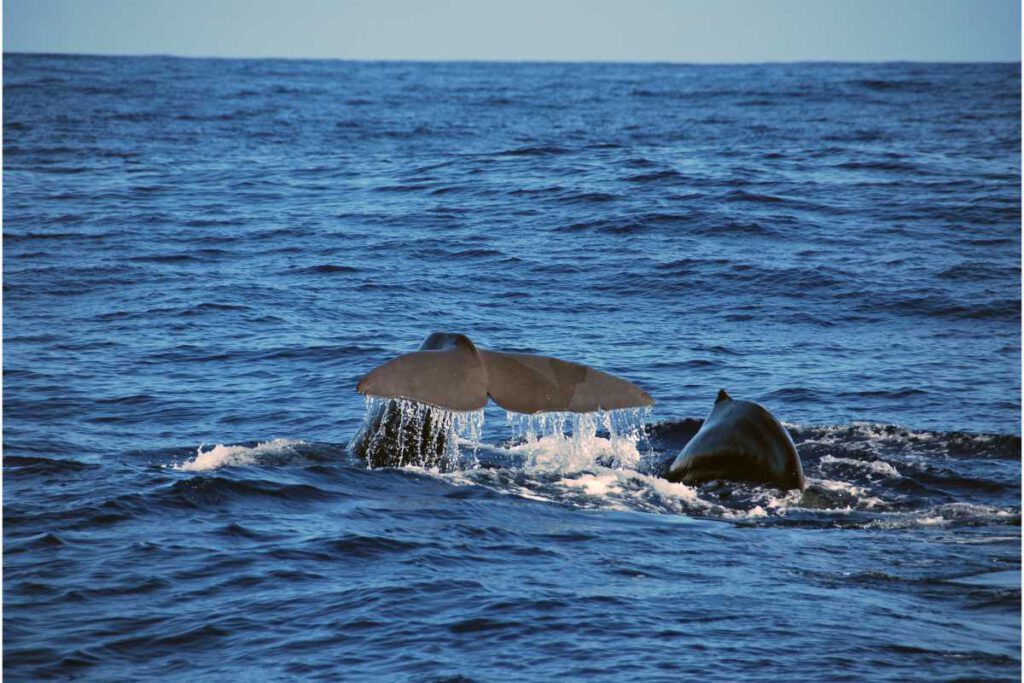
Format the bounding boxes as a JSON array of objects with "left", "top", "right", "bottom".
[
  {"left": 5, "top": 231, "right": 104, "bottom": 242},
  {"left": 850, "top": 78, "right": 935, "bottom": 92},
  {"left": 835, "top": 160, "right": 923, "bottom": 173},
  {"left": 156, "top": 412, "right": 1019, "bottom": 531},
  {"left": 3, "top": 455, "right": 99, "bottom": 476},
  {"left": 449, "top": 248, "right": 505, "bottom": 258},
  {"left": 498, "top": 144, "right": 572, "bottom": 157},
  {"left": 128, "top": 254, "right": 203, "bottom": 264},
  {"left": 937, "top": 262, "right": 1017, "bottom": 282},
  {"left": 623, "top": 169, "right": 685, "bottom": 183},
  {"left": 694, "top": 220, "right": 777, "bottom": 236},
  {"left": 171, "top": 438, "right": 307, "bottom": 472},
  {"left": 288, "top": 264, "right": 361, "bottom": 275},
  {"left": 789, "top": 422, "right": 1022, "bottom": 459},
  {"left": 164, "top": 476, "right": 338, "bottom": 507},
  {"left": 862, "top": 293, "right": 1021, "bottom": 321},
  {"left": 723, "top": 189, "right": 789, "bottom": 204},
  {"left": 455, "top": 411, "right": 1018, "bottom": 526},
  {"left": 561, "top": 191, "right": 620, "bottom": 204}
]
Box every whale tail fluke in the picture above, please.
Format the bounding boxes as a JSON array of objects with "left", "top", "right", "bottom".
[{"left": 356, "top": 332, "right": 654, "bottom": 414}]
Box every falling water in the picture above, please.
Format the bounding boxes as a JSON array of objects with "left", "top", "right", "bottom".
[
  {"left": 350, "top": 398, "right": 652, "bottom": 474},
  {"left": 505, "top": 407, "right": 652, "bottom": 471},
  {"left": 350, "top": 397, "right": 485, "bottom": 470}
]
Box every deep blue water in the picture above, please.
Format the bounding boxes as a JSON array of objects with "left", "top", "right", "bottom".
[{"left": 4, "top": 54, "right": 1021, "bottom": 681}]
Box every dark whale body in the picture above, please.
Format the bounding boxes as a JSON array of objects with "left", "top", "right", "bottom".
[
  {"left": 667, "top": 390, "right": 805, "bottom": 491},
  {"left": 351, "top": 332, "right": 653, "bottom": 469}
]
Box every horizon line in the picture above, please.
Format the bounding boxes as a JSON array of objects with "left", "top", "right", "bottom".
[{"left": 4, "top": 50, "right": 1021, "bottom": 66}]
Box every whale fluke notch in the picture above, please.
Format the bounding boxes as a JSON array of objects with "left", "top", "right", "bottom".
[
  {"left": 356, "top": 332, "right": 654, "bottom": 414},
  {"left": 356, "top": 333, "right": 488, "bottom": 412}
]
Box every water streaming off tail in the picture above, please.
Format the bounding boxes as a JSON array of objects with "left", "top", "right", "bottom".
[
  {"left": 351, "top": 398, "right": 652, "bottom": 474},
  {"left": 505, "top": 407, "right": 652, "bottom": 471},
  {"left": 350, "top": 397, "right": 485, "bottom": 471}
]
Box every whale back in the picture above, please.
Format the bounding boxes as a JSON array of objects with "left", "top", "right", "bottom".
[
  {"left": 356, "top": 332, "right": 653, "bottom": 414},
  {"left": 667, "top": 390, "right": 805, "bottom": 490}
]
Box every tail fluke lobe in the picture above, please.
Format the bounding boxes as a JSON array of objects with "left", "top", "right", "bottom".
[
  {"left": 481, "top": 350, "right": 653, "bottom": 413},
  {"left": 356, "top": 333, "right": 488, "bottom": 412}
]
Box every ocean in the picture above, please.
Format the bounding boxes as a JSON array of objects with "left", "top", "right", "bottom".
[{"left": 3, "top": 54, "right": 1021, "bottom": 680}]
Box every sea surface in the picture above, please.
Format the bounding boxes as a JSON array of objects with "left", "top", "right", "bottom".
[{"left": 3, "top": 54, "right": 1021, "bottom": 681}]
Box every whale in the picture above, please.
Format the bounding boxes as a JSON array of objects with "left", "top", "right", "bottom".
[
  {"left": 666, "top": 390, "right": 805, "bottom": 490},
  {"left": 351, "top": 332, "right": 654, "bottom": 469}
]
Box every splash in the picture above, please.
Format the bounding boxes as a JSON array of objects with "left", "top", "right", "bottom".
[
  {"left": 350, "top": 397, "right": 484, "bottom": 471},
  {"left": 505, "top": 407, "right": 651, "bottom": 471},
  {"left": 428, "top": 405, "right": 740, "bottom": 517},
  {"left": 172, "top": 438, "right": 304, "bottom": 472}
]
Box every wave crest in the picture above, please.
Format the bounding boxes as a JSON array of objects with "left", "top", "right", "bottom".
[{"left": 171, "top": 438, "right": 305, "bottom": 472}]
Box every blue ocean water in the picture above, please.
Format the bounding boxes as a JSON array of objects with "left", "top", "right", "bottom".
[{"left": 3, "top": 54, "right": 1021, "bottom": 681}]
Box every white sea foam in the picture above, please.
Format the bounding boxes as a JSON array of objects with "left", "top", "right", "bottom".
[
  {"left": 559, "top": 469, "right": 710, "bottom": 513},
  {"left": 509, "top": 431, "right": 643, "bottom": 472},
  {"left": 434, "top": 414, "right": 683, "bottom": 509},
  {"left": 794, "top": 421, "right": 999, "bottom": 458},
  {"left": 746, "top": 487, "right": 804, "bottom": 515},
  {"left": 439, "top": 456, "right": 715, "bottom": 517},
  {"left": 862, "top": 503, "right": 1017, "bottom": 529},
  {"left": 433, "top": 411, "right": 908, "bottom": 520},
  {"left": 172, "top": 438, "right": 304, "bottom": 472},
  {"left": 812, "top": 478, "right": 871, "bottom": 496},
  {"left": 425, "top": 432, "right": 1011, "bottom": 525},
  {"left": 820, "top": 455, "right": 902, "bottom": 478},
  {"left": 559, "top": 472, "right": 622, "bottom": 497},
  {"left": 505, "top": 407, "right": 649, "bottom": 471},
  {"left": 804, "top": 477, "right": 887, "bottom": 509},
  {"left": 735, "top": 505, "right": 767, "bottom": 519}
]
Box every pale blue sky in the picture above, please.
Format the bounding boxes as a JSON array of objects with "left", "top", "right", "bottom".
[{"left": 4, "top": 0, "right": 1020, "bottom": 62}]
